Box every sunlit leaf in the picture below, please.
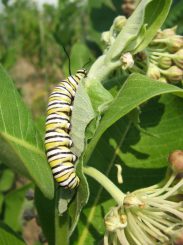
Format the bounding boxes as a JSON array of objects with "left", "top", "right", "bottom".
[
  {"left": 0, "top": 65, "right": 54, "bottom": 199},
  {"left": 85, "top": 73, "right": 183, "bottom": 163}
]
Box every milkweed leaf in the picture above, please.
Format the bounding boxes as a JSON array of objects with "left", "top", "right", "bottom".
[{"left": 0, "top": 65, "right": 54, "bottom": 199}]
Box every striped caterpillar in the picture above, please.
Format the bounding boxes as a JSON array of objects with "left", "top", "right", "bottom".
[{"left": 45, "top": 69, "right": 87, "bottom": 189}]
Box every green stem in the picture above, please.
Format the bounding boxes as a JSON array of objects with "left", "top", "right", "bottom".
[
  {"left": 85, "top": 55, "right": 121, "bottom": 87},
  {"left": 55, "top": 191, "right": 69, "bottom": 245},
  {"left": 83, "top": 166, "right": 125, "bottom": 205}
]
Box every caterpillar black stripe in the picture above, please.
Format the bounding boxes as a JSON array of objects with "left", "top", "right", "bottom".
[{"left": 45, "top": 69, "right": 87, "bottom": 189}]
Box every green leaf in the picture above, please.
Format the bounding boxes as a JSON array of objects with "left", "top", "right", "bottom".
[
  {"left": 67, "top": 83, "right": 94, "bottom": 233},
  {"left": 0, "top": 168, "right": 15, "bottom": 192},
  {"left": 120, "top": 94, "right": 183, "bottom": 168},
  {"left": 56, "top": 82, "right": 94, "bottom": 231},
  {"left": 35, "top": 188, "right": 70, "bottom": 245},
  {"left": 71, "top": 83, "right": 95, "bottom": 157},
  {"left": 134, "top": 0, "right": 172, "bottom": 53},
  {"left": 57, "top": 81, "right": 95, "bottom": 232},
  {"left": 84, "top": 73, "right": 183, "bottom": 163},
  {"left": 0, "top": 222, "right": 26, "bottom": 245},
  {"left": 0, "top": 65, "right": 54, "bottom": 199},
  {"left": 106, "top": 0, "right": 152, "bottom": 60},
  {"left": 87, "top": 79, "right": 113, "bottom": 113},
  {"left": 4, "top": 184, "right": 32, "bottom": 231},
  {"left": 35, "top": 188, "right": 55, "bottom": 245},
  {"left": 73, "top": 93, "right": 183, "bottom": 244},
  {"left": 106, "top": 0, "right": 172, "bottom": 60},
  {"left": 57, "top": 159, "right": 90, "bottom": 235},
  {"left": 68, "top": 157, "right": 89, "bottom": 235}
]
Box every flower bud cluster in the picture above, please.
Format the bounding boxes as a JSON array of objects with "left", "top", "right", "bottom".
[
  {"left": 104, "top": 150, "right": 183, "bottom": 245},
  {"left": 101, "top": 17, "right": 182, "bottom": 82},
  {"left": 146, "top": 27, "right": 183, "bottom": 83}
]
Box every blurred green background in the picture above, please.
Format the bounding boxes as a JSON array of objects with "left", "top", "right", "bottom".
[{"left": 0, "top": 0, "right": 182, "bottom": 244}]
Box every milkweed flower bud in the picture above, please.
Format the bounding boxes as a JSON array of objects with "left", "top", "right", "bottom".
[
  {"left": 166, "top": 35, "right": 183, "bottom": 53},
  {"left": 150, "top": 35, "right": 183, "bottom": 53},
  {"left": 161, "top": 66, "right": 183, "bottom": 82},
  {"left": 105, "top": 207, "right": 127, "bottom": 232},
  {"left": 147, "top": 63, "right": 161, "bottom": 80},
  {"left": 171, "top": 228, "right": 183, "bottom": 245},
  {"left": 121, "top": 52, "right": 134, "bottom": 70},
  {"left": 158, "top": 56, "right": 172, "bottom": 69},
  {"left": 162, "top": 26, "right": 177, "bottom": 37},
  {"left": 113, "top": 16, "right": 127, "bottom": 32},
  {"left": 155, "top": 26, "right": 177, "bottom": 39},
  {"left": 172, "top": 49, "right": 183, "bottom": 69},
  {"left": 158, "top": 76, "right": 167, "bottom": 83},
  {"left": 168, "top": 150, "right": 183, "bottom": 174},
  {"left": 101, "top": 31, "right": 111, "bottom": 45}
]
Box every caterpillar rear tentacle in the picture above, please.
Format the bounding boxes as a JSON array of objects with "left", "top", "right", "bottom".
[{"left": 45, "top": 68, "right": 87, "bottom": 189}]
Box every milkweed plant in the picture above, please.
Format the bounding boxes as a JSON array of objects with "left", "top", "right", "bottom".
[{"left": 0, "top": 0, "right": 183, "bottom": 245}]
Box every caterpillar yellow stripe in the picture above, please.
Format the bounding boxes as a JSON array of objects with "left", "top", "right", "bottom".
[{"left": 45, "top": 69, "right": 87, "bottom": 189}]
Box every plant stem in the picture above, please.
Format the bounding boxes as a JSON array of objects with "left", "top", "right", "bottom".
[
  {"left": 85, "top": 55, "right": 121, "bottom": 87},
  {"left": 83, "top": 166, "right": 125, "bottom": 205}
]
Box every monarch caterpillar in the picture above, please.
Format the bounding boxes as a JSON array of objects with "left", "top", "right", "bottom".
[{"left": 45, "top": 69, "right": 87, "bottom": 189}]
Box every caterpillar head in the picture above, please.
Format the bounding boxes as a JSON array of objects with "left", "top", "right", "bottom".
[{"left": 76, "top": 68, "right": 87, "bottom": 78}]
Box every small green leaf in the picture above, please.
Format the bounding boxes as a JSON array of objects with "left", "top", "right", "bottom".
[
  {"left": 58, "top": 189, "right": 75, "bottom": 214},
  {"left": 0, "top": 65, "right": 54, "bottom": 199},
  {"left": 87, "top": 79, "right": 113, "bottom": 113},
  {"left": 0, "top": 222, "right": 26, "bottom": 245}
]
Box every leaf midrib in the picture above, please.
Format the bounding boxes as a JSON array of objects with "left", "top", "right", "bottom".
[{"left": 0, "top": 131, "right": 45, "bottom": 157}]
